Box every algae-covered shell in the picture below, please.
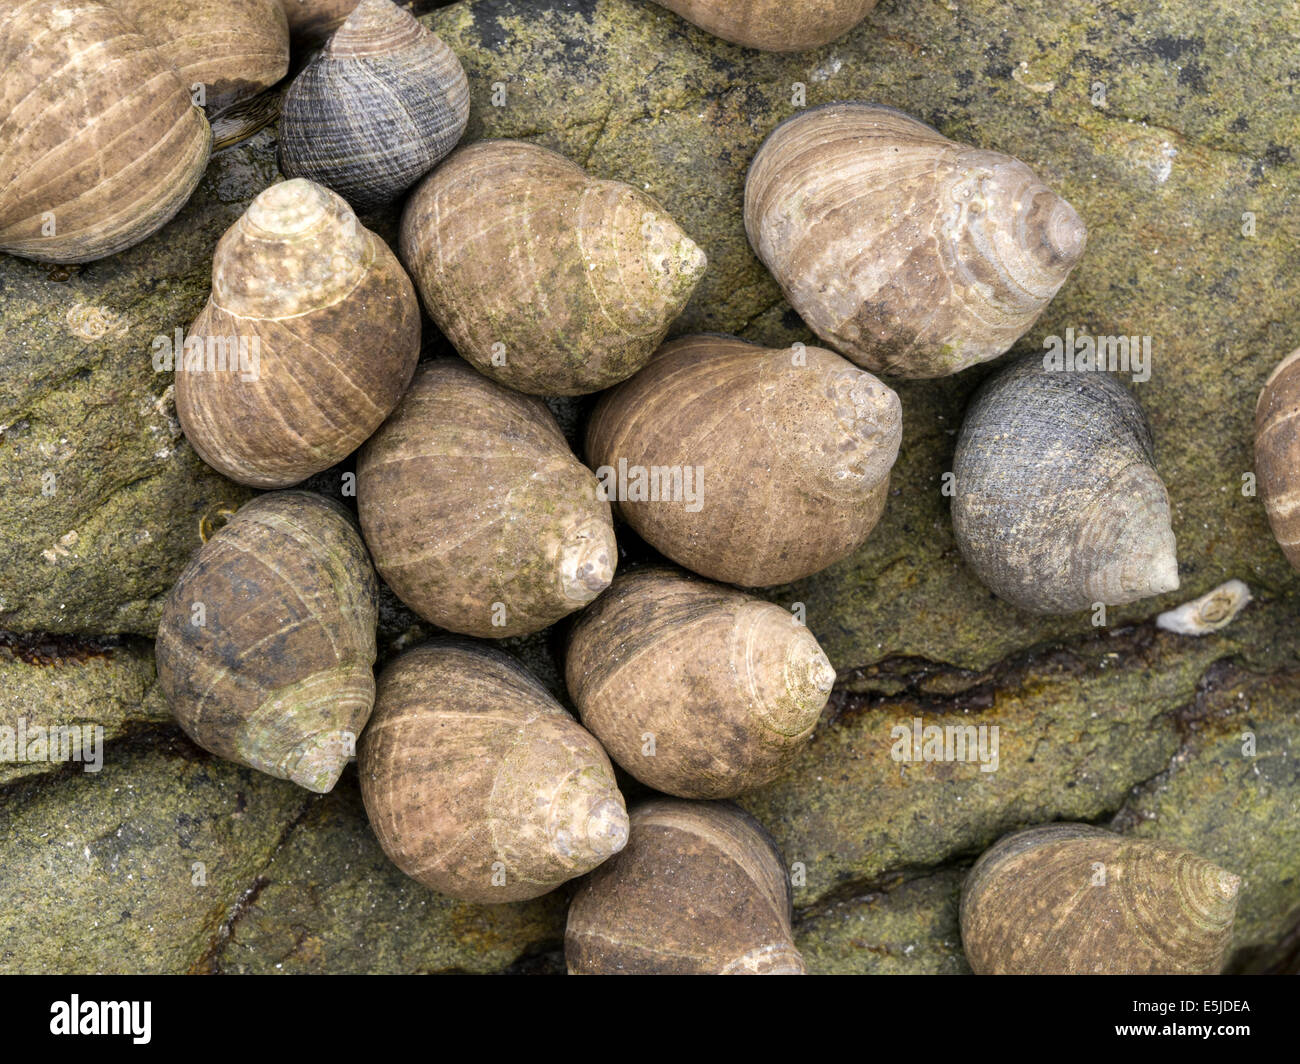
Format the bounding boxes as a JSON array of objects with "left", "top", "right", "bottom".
[
  {"left": 951, "top": 355, "right": 1178, "bottom": 614},
  {"left": 357, "top": 359, "right": 617, "bottom": 637},
  {"left": 653, "top": 0, "right": 876, "bottom": 52},
  {"left": 177, "top": 179, "right": 420, "bottom": 488},
  {"left": 155, "top": 492, "right": 378, "bottom": 793},
  {"left": 399, "top": 140, "right": 707, "bottom": 396},
  {"left": 585, "top": 334, "right": 901, "bottom": 586},
  {"left": 745, "top": 102, "right": 1086, "bottom": 378},
  {"left": 1255, "top": 348, "right": 1300, "bottom": 569},
  {"left": 960, "top": 823, "right": 1241, "bottom": 975},
  {"left": 565, "top": 798, "right": 806, "bottom": 974},
  {"left": 0, "top": 0, "right": 211, "bottom": 263},
  {"left": 279, "top": 0, "right": 469, "bottom": 210},
  {"left": 566, "top": 566, "right": 834, "bottom": 797},
  {"left": 358, "top": 641, "right": 629, "bottom": 903}
]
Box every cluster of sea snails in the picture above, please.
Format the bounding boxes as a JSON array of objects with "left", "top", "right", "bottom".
[{"left": 12, "top": 0, "right": 1292, "bottom": 975}]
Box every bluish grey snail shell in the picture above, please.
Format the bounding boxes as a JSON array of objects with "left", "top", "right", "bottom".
[
  {"left": 278, "top": 0, "right": 469, "bottom": 210},
  {"left": 951, "top": 355, "right": 1179, "bottom": 614}
]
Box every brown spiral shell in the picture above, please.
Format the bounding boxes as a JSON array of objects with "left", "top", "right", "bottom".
[
  {"left": 585, "top": 334, "right": 901, "bottom": 586},
  {"left": 745, "top": 102, "right": 1087, "bottom": 378},
  {"left": 565, "top": 798, "right": 806, "bottom": 974},
  {"left": 565, "top": 565, "right": 834, "bottom": 798},
  {"left": 358, "top": 641, "right": 629, "bottom": 904},
  {"left": 961, "top": 824, "right": 1241, "bottom": 975},
  {"left": 399, "top": 140, "right": 707, "bottom": 396},
  {"left": 652, "top": 0, "right": 876, "bottom": 52},
  {"left": 0, "top": 0, "right": 211, "bottom": 263},
  {"left": 1254, "top": 347, "right": 1300, "bottom": 569},
  {"left": 357, "top": 359, "right": 617, "bottom": 637},
  {"left": 155, "top": 491, "right": 379, "bottom": 793},
  {"left": 177, "top": 178, "right": 421, "bottom": 488}
]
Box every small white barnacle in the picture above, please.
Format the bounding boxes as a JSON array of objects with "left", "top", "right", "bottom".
[{"left": 1156, "top": 579, "right": 1252, "bottom": 636}]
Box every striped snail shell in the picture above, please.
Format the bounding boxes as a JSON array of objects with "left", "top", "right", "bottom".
[
  {"left": 0, "top": 0, "right": 211, "bottom": 263},
  {"left": 177, "top": 178, "right": 421, "bottom": 488},
  {"left": 358, "top": 641, "right": 628, "bottom": 903},
  {"left": 155, "top": 492, "right": 379, "bottom": 793},
  {"left": 652, "top": 0, "right": 876, "bottom": 52},
  {"left": 565, "top": 799, "right": 806, "bottom": 974},
  {"left": 1254, "top": 348, "right": 1300, "bottom": 569},
  {"left": 745, "top": 102, "right": 1087, "bottom": 378},
  {"left": 279, "top": 0, "right": 469, "bottom": 210},
  {"left": 961, "top": 824, "right": 1241, "bottom": 975},
  {"left": 951, "top": 355, "right": 1179, "bottom": 614}
]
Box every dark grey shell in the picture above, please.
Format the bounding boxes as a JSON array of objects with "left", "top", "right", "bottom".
[
  {"left": 951, "top": 355, "right": 1178, "bottom": 614},
  {"left": 278, "top": 0, "right": 469, "bottom": 210}
]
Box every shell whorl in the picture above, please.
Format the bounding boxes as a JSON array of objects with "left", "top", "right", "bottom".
[
  {"left": 1254, "top": 347, "right": 1300, "bottom": 569},
  {"left": 960, "top": 824, "right": 1241, "bottom": 975},
  {"left": 951, "top": 355, "right": 1178, "bottom": 614},
  {"left": 744, "top": 103, "right": 1086, "bottom": 378},
  {"left": 279, "top": 0, "right": 469, "bottom": 209},
  {"left": 652, "top": 0, "right": 877, "bottom": 52}
]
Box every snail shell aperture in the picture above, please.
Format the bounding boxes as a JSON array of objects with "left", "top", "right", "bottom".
[
  {"left": 177, "top": 178, "right": 421, "bottom": 488},
  {"left": 155, "top": 491, "right": 379, "bottom": 793},
  {"left": 566, "top": 565, "right": 834, "bottom": 798},
  {"left": 565, "top": 798, "right": 806, "bottom": 974},
  {"left": 585, "top": 334, "right": 902, "bottom": 586},
  {"left": 1254, "top": 347, "right": 1300, "bottom": 569},
  {"left": 357, "top": 359, "right": 617, "bottom": 637},
  {"left": 744, "top": 102, "right": 1087, "bottom": 378},
  {"left": 951, "top": 355, "right": 1179, "bottom": 614},
  {"left": 399, "top": 140, "right": 708, "bottom": 396},
  {"left": 279, "top": 0, "right": 470, "bottom": 210},
  {"left": 0, "top": 0, "right": 212, "bottom": 263},
  {"left": 358, "top": 641, "right": 629, "bottom": 903},
  {"left": 961, "top": 824, "right": 1241, "bottom": 975},
  {"left": 652, "top": 0, "right": 877, "bottom": 52}
]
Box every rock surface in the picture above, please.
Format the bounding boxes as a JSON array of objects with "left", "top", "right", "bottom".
[{"left": 0, "top": 0, "right": 1296, "bottom": 973}]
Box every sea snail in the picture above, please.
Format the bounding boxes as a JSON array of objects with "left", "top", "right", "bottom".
[
  {"left": 399, "top": 140, "right": 707, "bottom": 396},
  {"left": 358, "top": 641, "right": 629, "bottom": 903},
  {"left": 279, "top": 0, "right": 470, "bottom": 211},
  {"left": 357, "top": 359, "right": 617, "bottom": 638},
  {"left": 177, "top": 178, "right": 421, "bottom": 489},
  {"left": 951, "top": 355, "right": 1179, "bottom": 614},
  {"left": 586, "top": 334, "right": 902, "bottom": 586},
  {"left": 961, "top": 824, "right": 1241, "bottom": 975},
  {"left": 155, "top": 492, "right": 379, "bottom": 794},
  {"left": 0, "top": 0, "right": 211, "bottom": 263},
  {"left": 652, "top": 0, "right": 877, "bottom": 52},
  {"left": 1254, "top": 348, "right": 1300, "bottom": 569},
  {"left": 565, "top": 799, "right": 806, "bottom": 974},
  {"left": 566, "top": 566, "right": 834, "bottom": 798},
  {"left": 745, "top": 103, "right": 1087, "bottom": 378}
]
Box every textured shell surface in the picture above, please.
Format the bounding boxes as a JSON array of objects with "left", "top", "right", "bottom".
[
  {"left": 652, "top": 0, "right": 877, "bottom": 52},
  {"left": 1254, "top": 347, "right": 1300, "bottom": 570},
  {"left": 113, "top": 0, "right": 289, "bottom": 113},
  {"left": 566, "top": 565, "right": 835, "bottom": 798},
  {"left": 399, "top": 140, "right": 708, "bottom": 396},
  {"left": 357, "top": 359, "right": 617, "bottom": 637},
  {"left": 0, "top": 0, "right": 211, "bottom": 263},
  {"left": 177, "top": 178, "right": 421, "bottom": 488},
  {"left": 279, "top": 0, "right": 358, "bottom": 40},
  {"left": 585, "top": 334, "right": 902, "bottom": 586},
  {"left": 951, "top": 355, "right": 1178, "bottom": 614},
  {"left": 357, "top": 640, "right": 628, "bottom": 903},
  {"left": 744, "top": 102, "right": 1087, "bottom": 378},
  {"left": 960, "top": 823, "right": 1241, "bottom": 975},
  {"left": 154, "top": 491, "right": 379, "bottom": 794},
  {"left": 279, "top": 0, "right": 469, "bottom": 210},
  {"left": 565, "top": 798, "right": 806, "bottom": 974}
]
